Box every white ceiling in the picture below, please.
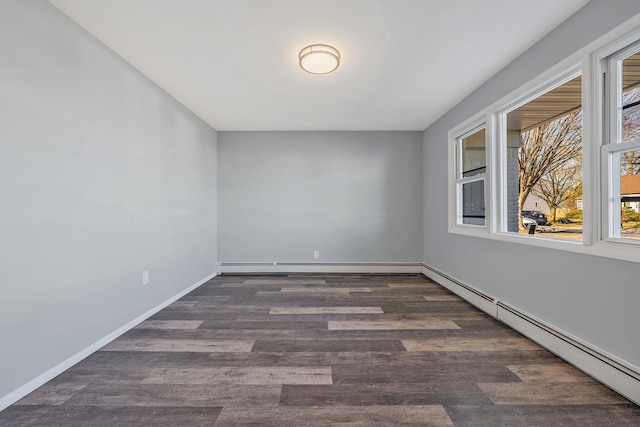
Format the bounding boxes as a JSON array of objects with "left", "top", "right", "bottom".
[{"left": 49, "top": 0, "right": 590, "bottom": 131}]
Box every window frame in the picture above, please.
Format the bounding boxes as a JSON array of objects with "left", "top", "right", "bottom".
[
  {"left": 494, "top": 64, "right": 583, "bottom": 239},
  {"left": 446, "top": 14, "right": 640, "bottom": 264},
  {"left": 448, "top": 116, "right": 490, "bottom": 236},
  {"left": 599, "top": 39, "right": 640, "bottom": 245}
]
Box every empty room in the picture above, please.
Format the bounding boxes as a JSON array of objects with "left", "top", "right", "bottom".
[{"left": 1, "top": 1, "right": 639, "bottom": 426}]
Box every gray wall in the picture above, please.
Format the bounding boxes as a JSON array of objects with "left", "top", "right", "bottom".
[
  {"left": 218, "top": 131, "right": 423, "bottom": 263},
  {"left": 0, "top": 1, "right": 217, "bottom": 399},
  {"left": 423, "top": 0, "right": 640, "bottom": 367}
]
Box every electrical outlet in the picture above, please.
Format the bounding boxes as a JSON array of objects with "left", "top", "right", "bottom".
[
  {"left": 142, "top": 270, "right": 149, "bottom": 285},
  {"left": 313, "top": 250, "right": 320, "bottom": 259}
]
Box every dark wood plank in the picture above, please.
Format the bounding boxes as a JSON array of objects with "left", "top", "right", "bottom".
[
  {"left": 252, "top": 339, "right": 406, "bottom": 352},
  {"left": 444, "top": 404, "right": 640, "bottom": 427},
  {"left": 0, "top": 406, "right": 222, "bottom": 427},
  {"left": 279, "top": 383, "right": 495, "bottom": 406},
  {"left": 331, "top": 364, "right": 522, "bottom": 384},
  {"left": 64, "top": 383, "right": 282, "bottom": 407},
  {"left": 215, "top": 405, "right": 454, "bottom": 426}
]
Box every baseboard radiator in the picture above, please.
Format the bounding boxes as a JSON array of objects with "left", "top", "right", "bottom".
[{"left": 422, "top": 263, "right": 640, "bottom": 406}]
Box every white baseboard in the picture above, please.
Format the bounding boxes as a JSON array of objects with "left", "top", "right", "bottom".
[
  {"left": 219, "top": 262, "right": 422, "bottom": 274},
  {"left": 422, "top": 264, "right": 640, "bottom": 406},
  {"left": 0, "top": 272, "right": 217, "bottom": 412}
]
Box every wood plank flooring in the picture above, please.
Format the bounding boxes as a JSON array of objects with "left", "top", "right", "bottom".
[{"left": 2, "top": 274, "right": 638, "bottom": 426}]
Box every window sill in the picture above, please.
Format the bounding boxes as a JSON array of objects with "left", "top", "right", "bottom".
[{"left": 448, "top": 226, "right": 640, "bottom": 264}]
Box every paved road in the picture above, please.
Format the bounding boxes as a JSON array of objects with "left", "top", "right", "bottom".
[{"left": 529, "top": 224, "right": 640, "bottom": 241}]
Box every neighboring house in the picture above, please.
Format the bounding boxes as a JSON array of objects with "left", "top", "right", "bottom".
[
  {"left": 576, "top": 174, "right": 640, "bottom": 212},
  {"left": 621, "top": 174, "right": 640, "bottom": 213}
]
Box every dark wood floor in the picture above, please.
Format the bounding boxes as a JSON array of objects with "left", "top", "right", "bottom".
[{"left": 2, "top": 274, "right": 639, "bottom": 426}]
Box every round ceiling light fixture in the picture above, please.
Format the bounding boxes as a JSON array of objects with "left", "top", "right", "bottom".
[{"left": 298, "top": 44, "right": 340, "bottom": 75}]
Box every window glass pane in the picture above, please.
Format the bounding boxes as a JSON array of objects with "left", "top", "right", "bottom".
[
  {"left": 622, "top": 51, "right": 640, "bottom": 143},
  {"left": 461, "top": 128, "right": 486, "bottom": 177},
  {"left": 462, "top": 180, "right": 485, "bottom": 226},
  {"left": 505, "top": 75, "right": 583, "bottom": 240},
  {"left": 618, "top": 151, "right": 640, "bottom": 241}
]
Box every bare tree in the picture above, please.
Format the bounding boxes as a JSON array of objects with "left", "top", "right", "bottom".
[
  {"left": 518, "top": 111, "right": 582, "bottom": 229},
  {"left": 621, "top": 150, "right": 640, "bottom": 175},
  {"left": 532, "top": 158, "right": 582, "bottom": 222},
  {"left": 622, "top": 86, "right": 640, "bottom": 174}
]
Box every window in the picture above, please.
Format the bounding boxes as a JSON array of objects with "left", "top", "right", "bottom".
[
  {"left": 453, "top": 125, "right": 486, "bottom": 227},
  {"left": 603, "top": 43, "right": 640, "bottom": 243},
  {"left": 502, "top": 72, "right": 583, "bottom": 241},
  {"left": 447, "top": 19, "right": 640, "bottom": 262}
]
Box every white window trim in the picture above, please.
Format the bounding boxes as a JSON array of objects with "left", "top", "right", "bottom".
[
  {"left": 447, "top": 12, "right": 640, "bottom": 264},
  {"left": 448, "top": 115, "right": 490, "bottom": 237},
  {"left": 601, "top": 141, "right": 640, "bottom": 242},
  {"left": 597, "top": 38, "right": 640, "bottom": 246},
  {"left": 592, "top": 32, "right": 640, "bottom": 251},
  {"left": 494, "top": 64, "right": 583, "bottom": 240}
]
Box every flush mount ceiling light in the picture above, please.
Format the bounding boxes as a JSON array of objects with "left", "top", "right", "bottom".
[{"left": 298, "top": 44, "right": 340, "bottom": 74}]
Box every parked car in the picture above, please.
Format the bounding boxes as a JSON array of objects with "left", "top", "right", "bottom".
[
  {"left": 522, "top": 216, "right": 537, "bottom": 229},
  {"left": 522, "top": 210, "right": 550, "bottom": 225}
]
